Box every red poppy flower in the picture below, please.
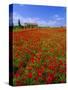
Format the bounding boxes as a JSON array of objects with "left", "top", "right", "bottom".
[
  {"left": 15, "top": 73, "right": 19, "bottom": 78},
  {"left": 34, "top": 77, "right": 38, "bottom": 81},
  {"left": 48, "top": 65, "right": 55, "bottom": 70},
  {"left": 37, "top": 70, "right": 42, "bottom": 77},
  {"left": 28, "top": 72, "right": 32, "bottom": 78},
  {"left": 30, "top": 57, "right": 35, "bottom": 63},
  {"left": 46, "top": 73, "right": 54, "bottom": 83}
]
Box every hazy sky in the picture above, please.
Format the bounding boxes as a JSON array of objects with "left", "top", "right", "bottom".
[{"left": 9, "top": 4, "right": 66, "bottom": 27}]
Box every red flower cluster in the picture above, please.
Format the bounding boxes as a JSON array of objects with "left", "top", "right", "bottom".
[
  {"left": 30, "top": 57, "right": 35, "bottom": 63},
  {"left": 12, "top": 27, "right": 66, "bottom": 85},
  {"left": 46, "top": 73, "right": 54, "bottom": 83}
]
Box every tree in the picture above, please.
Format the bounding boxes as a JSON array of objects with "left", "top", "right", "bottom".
[{"left": 18, "top": 19, "right": 21, "bottom": 27}]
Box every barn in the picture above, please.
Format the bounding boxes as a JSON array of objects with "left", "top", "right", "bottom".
[{"left": 24, "top": 23, "right": 38, "bottom": 28}]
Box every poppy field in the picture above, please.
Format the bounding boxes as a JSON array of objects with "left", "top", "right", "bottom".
[{"left": 11, "top": 27, "right": 66, "bottom": 86}]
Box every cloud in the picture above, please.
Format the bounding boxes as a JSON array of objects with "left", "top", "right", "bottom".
[
  {"left": 21, "top": 17, "right": 40, "bottom": 24},
  {"left": 53, "top": 14, "right": 64, "bottom": 21},
  {"left": 12, "top": 12, "right": 39, "bottom": 25},
  {"left": 44, "top": 14, "right": 65, "bottom": 27},
  {"left": 47, "top": 20, "right": 57, "bottom": 26},
  {"left": 9, "top": 12, "right": 65, "bottom": 27}
]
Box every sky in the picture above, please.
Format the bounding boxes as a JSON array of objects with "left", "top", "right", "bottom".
[{"left": 9, "top": 4, "right": 66, "bottom": 27}]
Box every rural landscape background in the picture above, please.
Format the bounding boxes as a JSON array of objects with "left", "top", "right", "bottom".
[{"left": 9, "top": 4, "right": 66, "bottom": 86}]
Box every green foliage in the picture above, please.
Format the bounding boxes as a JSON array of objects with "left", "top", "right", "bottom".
[{"left": 25, "top": 78, "right": 35, "bottom": 85}]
